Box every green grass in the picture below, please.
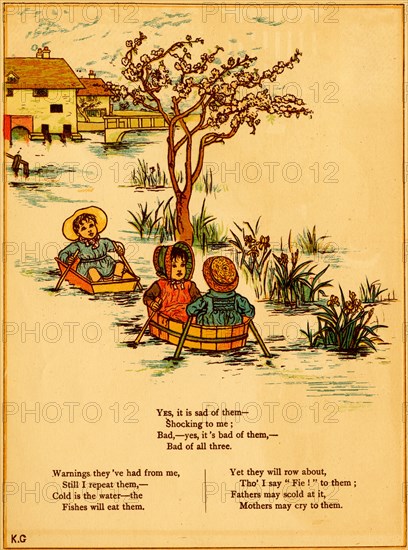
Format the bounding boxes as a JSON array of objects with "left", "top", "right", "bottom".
[
  {"left": 128, "top": 198, "right": 226, "bottom": 249},
  {"left": 229, "top": 224, "right": 333, "bottom": 302},
  {"left": 157, "top": 198, "right": 176, "bottom": 243},
  {"left": 194, "top": 168, "right": 227, "bottom": 195},
  {"left": 130, "top": 159, "right": 169, "bottom": 189},
  {"left": 128, "top": 200, "right": 168, "bottom": 240},
  {"left": 192, "top": 199, "right": 227, "bottom": 253},
  {"left": 297, "top": 226, "right": 334, "bottom": 254},
  {"left": 272, "top": 252, "right": 332, "bottom": 306},
  {"left": 359, "top": 277, "right": 388, "bottom": 303},
  {"left": 302, "top": 265, "right": 332, "bottom": 302},
  {"left": 301, "top": 321, "right": 320, "bottom": 348},
  {"left": 229, "top": 217, "right": 273, "bottom": 300},
  {"left": 130, "top": 161, "right": 225, "bottom": 196},
  {"left": 301, "top": 288, "right": 387, "bottom": 352}
]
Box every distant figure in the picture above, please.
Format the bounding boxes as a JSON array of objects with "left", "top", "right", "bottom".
[
  {"left": 187, "top": 256, "right": 255, "bottom": 326},
  {"left": 143, "top": 242, "right": 201, "bottom": 322},
  {"left": 58, "top": 206, "right": 128, "bottom": 282},
  {"left": 11, "top": 153, "right": 22, "bottom": 177}
]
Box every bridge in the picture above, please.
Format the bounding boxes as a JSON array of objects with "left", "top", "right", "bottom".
[{"left": 104, "top": 111, "right": 167, "bottom": 143}]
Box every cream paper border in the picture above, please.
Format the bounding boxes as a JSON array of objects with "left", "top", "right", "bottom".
[{"left": 2, "top": 2, "right": 407, "bottom": 549}]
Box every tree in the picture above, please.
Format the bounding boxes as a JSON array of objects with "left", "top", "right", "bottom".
[
  {"left": 107, "top": 32, "right": 313, "bottom": 244},
  {"left": 77, "top": 96, "right": 102, "bottom": 123},
  {"left": 119, "top": 101, "right": 130, "bottom": 110}
]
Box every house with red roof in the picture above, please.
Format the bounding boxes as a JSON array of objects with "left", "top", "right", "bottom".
[
  {"left": 77, "top": 70, "right": 113, "bottom": 131},
  {"left": 4, "top": 47, "right": 84, "bottom": 141}
]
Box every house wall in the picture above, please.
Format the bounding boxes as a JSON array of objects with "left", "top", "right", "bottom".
[
  {"left": 3, "top": 115, "right": 11, "bottom": 140},
  {"left": 99, "top": 96, "right": 111, "bottom": 115},
  {"left": 5, "top": 89, "right": 78, "bottom": 133},
  {"left": 78, "top": 121, "right": 104, "bottom": 132}
]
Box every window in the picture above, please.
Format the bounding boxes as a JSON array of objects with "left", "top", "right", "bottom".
[
  {"left": 86, "top": 108, "right": 107, "bottom": 118},
  {"left": 6, "top": 72, "right": 18, "bottom": 83},
  {"left": 50, "top": 104, "right": 63, "bottom": 113},
  {"left": 33, "top": 89, "right": 48, "bottom": 97},
  {"left": 6, "top": 89, "right": 14, "bottom": 96}
]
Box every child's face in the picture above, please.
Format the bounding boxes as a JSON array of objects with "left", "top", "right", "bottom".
[
  {"left": 171, "top": 256, "right": 186, "bottom": 280},
  {"left": 77, "top": 219, "right": 98, "bottom": 239}
]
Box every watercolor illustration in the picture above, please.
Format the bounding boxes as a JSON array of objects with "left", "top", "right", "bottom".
[
  {"left": 4, "top": 4, "right": 401, "bottom": 379},
  {"left": 3, "top": 4, "right": 405, "bottom": 549}
]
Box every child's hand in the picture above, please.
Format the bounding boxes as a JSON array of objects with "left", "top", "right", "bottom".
[
  {"left": 115, "top": 242, "right": 125, "bottom": 255},
  {"left": 67, "top": 255, "right": 76, "bottom": 265},
  {"left": 150, "top": 298, "right": 162, "bottom": 312}
]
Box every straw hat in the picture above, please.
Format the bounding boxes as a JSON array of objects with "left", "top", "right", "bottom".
[
  {"left": 62, "top": 206, "right": 107, "bottom": 241},
  {"left": 203, "top": 256, "right": 239, "bottom": 292}
]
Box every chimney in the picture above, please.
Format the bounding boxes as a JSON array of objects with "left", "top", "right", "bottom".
[
  {"left": 36, "top": 48, "right": 43, "bottom": 58},
  {"left": 89, "top": 70, "right": 96, "bottom": 78},
  {"left": 42, "top": 46, "right": 50, "bottom": 59}
]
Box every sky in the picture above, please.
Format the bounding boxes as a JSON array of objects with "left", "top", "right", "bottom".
[{"left": 5, "top": 4, "right": 285, "bottom": 84}]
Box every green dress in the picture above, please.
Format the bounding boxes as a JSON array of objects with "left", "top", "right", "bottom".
[
  {"left": 58, "top": 238, "right": 117, "bottom": 278},
  {"left": 186, "top": 290, "right": 255, "bottom": 326}
]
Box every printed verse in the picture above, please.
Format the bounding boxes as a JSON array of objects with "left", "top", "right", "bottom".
[
  {"left": 50, "top": 467, "right": 180, "bottom": 511},
  {"left": 205, "top": 467, "right": 357, "bottom": 511},
  {"left": 157, "top": 407, "right": 278, "bottom": 450}
]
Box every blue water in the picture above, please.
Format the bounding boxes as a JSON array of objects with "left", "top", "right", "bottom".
[{"left": 6, "top": 133, "right": 393, "bottom": 405}]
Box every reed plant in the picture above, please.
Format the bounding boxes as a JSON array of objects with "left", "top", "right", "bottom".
[
  {"left": 272, "top": 231, "right": 332, "bottom": 306},
  {"left": 155, "top": 197, "right": 176, "bottom": 243},
  {"left": 131, "top": 159, "right": 168, "bottom": 188},
  {"left": 229, "top": 218, "right": 273, "bottom": 299},
  {"left": 192, "top": 199, "right": 227, "bottom": 253},
  {"left": 302, "top": 265, "right": 332, "bottom": 302},
  {"left": 272, "top": 251, "right": 321, "bottom": 306},
  {"left": 297, "top": 225, "right": 333, "bottom": 254},
  {"left": 128, "top": 198, "right": 225, "bottom": 248},
  {"left": 130, "top": 161, "right": 224, "bottom": 195},
  {"left": 301, "top": 289, "right": 387, "bottom": 352},
  {"left": 128, "top": 200, "right": 167, "bottom": 240},
  {"left": 194, "top": 168, "right": 227, "bottom": 196},
  {"left": 229, "top": 224, "right": 332, "bottom": 302},
  {"left": 359, "top": 277, "right": 387, "bottom": 303},
  {"left": 301, "top": 322, "right": 320, "bottom": 348}
]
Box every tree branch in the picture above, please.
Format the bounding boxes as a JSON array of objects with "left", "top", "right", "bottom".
[
  {"left": 139, "top": 74, "right": 172, "bottom": 125},
  {"left": 192, "top": 125, "right": 240, "bottom": 183}
]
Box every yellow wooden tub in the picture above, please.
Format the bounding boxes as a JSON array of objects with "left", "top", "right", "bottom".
[{"left": 147, "top": 309, "right": 250, "bottom": 351}]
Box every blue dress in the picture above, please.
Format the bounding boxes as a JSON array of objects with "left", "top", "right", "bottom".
[
  {"left": 186, "top": 290, "right": 255, "bottom": 326},
  {"left": 58, "top": 238, "right": 117, "bottom": 278}
]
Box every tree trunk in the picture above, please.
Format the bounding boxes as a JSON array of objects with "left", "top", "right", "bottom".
[
  {"left": 77, "top": 107, "right": 90, "bottom": 123},
  {"left": 175, "top": 191, "right": 193, "bottom": 245}
]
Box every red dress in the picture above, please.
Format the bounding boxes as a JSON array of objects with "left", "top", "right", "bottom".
[
  {"left": 143, "top": 243, "right": 201, "bottom": 322},
  {"left": 156, "top": 280, "right": 195, "bottom": 322}
]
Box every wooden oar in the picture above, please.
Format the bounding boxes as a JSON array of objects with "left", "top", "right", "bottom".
[
  {"left": 113, "top": 242, "right": 143, "bottom": 290},
  {"left": 55, "top": 250, "right": 79, "bottom": 291},
  {"left": 173, "top": 316, "right": 193, "bottom": 360},
  {"left": 249, "top": 319, "right": 272, "bottom": 358},
  {"left": 135, "top": 300, "right": 162, "bottom": 346}
]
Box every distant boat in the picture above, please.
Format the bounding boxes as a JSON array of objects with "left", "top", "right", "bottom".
[{"left": 55, "top": 258, "right": 140, "bottom": 294}]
